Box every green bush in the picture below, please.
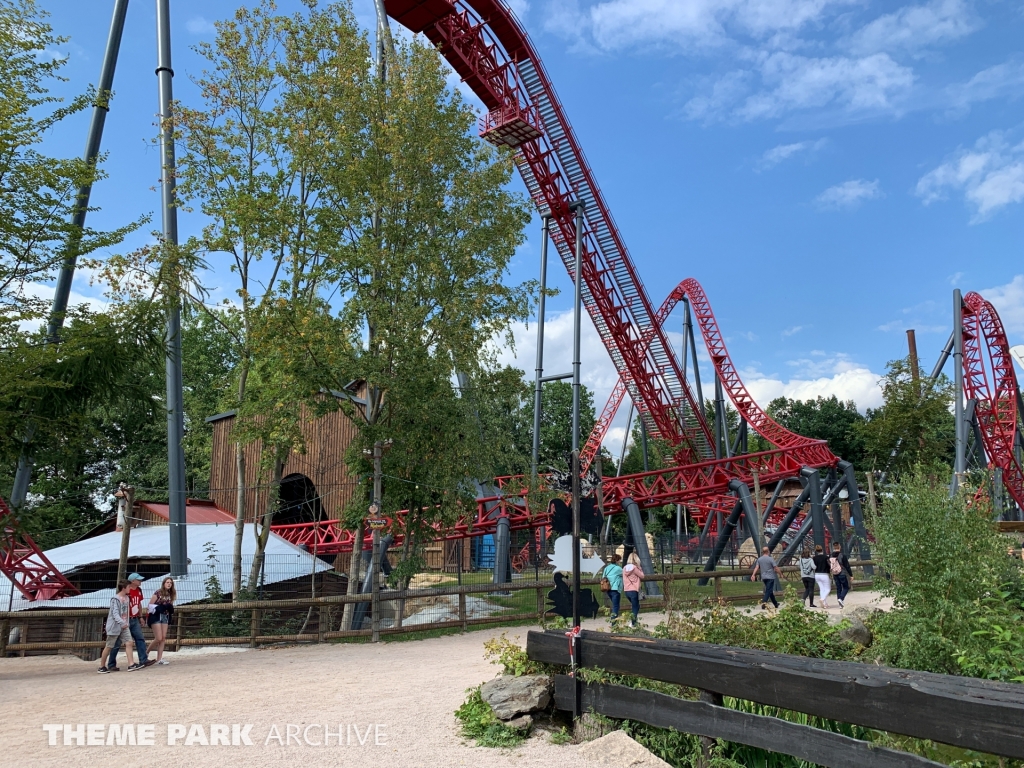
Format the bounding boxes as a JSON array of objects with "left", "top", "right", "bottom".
[
  {"left": 869, "top": 470, "right": 1023, "bottom": 676},
  {"left": 657, "top": 598, "right": 857, "bottom": 661},
  {"left": 454, "top": 687, "right": 526, "bottom": 748}
]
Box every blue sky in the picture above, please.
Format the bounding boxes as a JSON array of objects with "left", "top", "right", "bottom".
[{"left": 33, "top": 0, "right": 1024, "bottom": 458}]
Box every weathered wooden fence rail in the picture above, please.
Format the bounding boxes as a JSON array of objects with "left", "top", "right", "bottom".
[
  {"left": 1, "top": 561, "right": 874, "bottom": 655},
  {"left": 527, "top": 629, "right": 1024, "bottom": 765}
]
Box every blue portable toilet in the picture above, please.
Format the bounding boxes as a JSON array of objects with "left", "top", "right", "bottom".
[{"left": 473, "top": 534, "right": 496, "bottom": 570}]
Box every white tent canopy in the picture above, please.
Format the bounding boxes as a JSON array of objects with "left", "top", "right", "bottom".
[{"left": 1, "top": 523, "right": 330, "bottom": 612}]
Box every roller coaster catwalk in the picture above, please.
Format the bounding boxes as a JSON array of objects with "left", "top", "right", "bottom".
[{"left": 1, "top": 0, "right": 1022, "bottom": 600}]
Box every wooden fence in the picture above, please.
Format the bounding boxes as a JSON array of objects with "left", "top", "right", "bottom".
[
  {"left": 527, "top": 629, "right": 1024, "bottom": 766},
  {"left": 0, "top": 562, "right": 874, "bottom": 656}
]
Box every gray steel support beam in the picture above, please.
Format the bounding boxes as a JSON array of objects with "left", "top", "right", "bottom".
[
  {"left": 621, "top": 498, "right": 660, "bottom": 596},
  {"left": 156, "top": 0, "right": 187, "bottom": 576},
  {"left": 730, "top": 479, "right": 761, "bottom": 553},
  {"left": 761, "top": 478, "right": 787, "bottom": 529},
  {"left": 802, "top": 467, "right": 826, "bottom": 551},
  {"left": 10, "top": 0, "right": 132, "bottom": 510},
  {"left": 826, "top": 467, "right": 844, "bottom": 544},
  {"left": 698, "top": 498, "right": 744, "bottom": 586},
  {"left": 779, "top": 514, "right": 815, "bottom": 564},
  {"left": 766, "top": 484, "right": 810, "bottom": 552},
  {"left": 570, "top": 202, "right": 585, "bottom": 632},
  {"left": 714, "top": 375, "right": 725, "bottom": 460},
  {"left": 493, "top": 514, "right": 511, "bottom": 585},
  {"left": 683, "top": 297, "right": 704, "bottom": 409},
  {"left": 837, "top": 461, "right": 873, "bottom": 576},
  {"left": 530, "top": 215, "right": 551, "bottom": 482},
  {"left": 730, "top": 419, "right": 747, "bottom": 458}
]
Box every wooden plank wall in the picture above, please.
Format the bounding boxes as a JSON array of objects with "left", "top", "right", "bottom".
[{"left": 209, "top": 401, "right": 360, "bottom": 523}]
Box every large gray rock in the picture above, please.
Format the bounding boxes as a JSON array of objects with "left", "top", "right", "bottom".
[
  {"left": 839, "top": 616, "right": 873, "bottom": 647},
  {"left": 480, "top": 675, "right": 552, "bottom": 721},
  {"left": 577, "top": 730, "right": 672, "bottom": 767}
]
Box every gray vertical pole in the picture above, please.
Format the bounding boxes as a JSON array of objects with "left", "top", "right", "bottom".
[
  {"left": 684, "top": 298, "right": 704, "bottom": 409},
  {"left": 157, "top": 0, "right": 187, "bottom": 577},
  {"left": 9, "top": 0, "right": 131, "bottom": 509},
  {"left": 570, "top": 201, "right": 585, "bottom": 633},
  {"left": 531, "top": 215, "right": 550, "bottom": 482},
  {"left": 714, "top": 375, "right": 725, "bottom": 459},
  {"left": 838, "top": 461, "right": 873, "bottom": 575},
  {"left": 802, "top": 467, "right": 826, "bottom": 550},
  {"left": 953, "top": 290, "right": 965, "bottom": 495}
]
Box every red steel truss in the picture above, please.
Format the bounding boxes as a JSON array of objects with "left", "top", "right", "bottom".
[
  {"left": 580, "top": 279, "right": 832, "bottom": 472},
  {"left": 0, "top": 496, "right": 80, "bottom": 601},
  {"left": 962, "top": 292, "right": 1024, "bottom": 510}
]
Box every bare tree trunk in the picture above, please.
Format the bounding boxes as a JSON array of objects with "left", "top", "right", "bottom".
[
  {"left": 232, "top": 444, "right": 246, "bottom": 597},
  {"left": 247, "top": 456, "right": 285, "bottom": 591},
  {"left": 341, "top": 520, "right": 365, "bottom": 631}
]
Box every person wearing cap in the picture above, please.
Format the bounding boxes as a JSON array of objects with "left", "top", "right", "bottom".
[{"left": 106, "top": 572, "right": 155, "bottom": 671}]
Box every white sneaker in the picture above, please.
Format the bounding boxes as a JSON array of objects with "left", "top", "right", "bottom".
[
  {"left": 157, "top": 659, "right": 170, "bottom": 665},
  {"left": 838, "top": 599, "right": 845, "bottom": 608}
]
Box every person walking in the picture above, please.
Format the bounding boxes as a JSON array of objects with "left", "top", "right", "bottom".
[
  {"left": 812, "top": 544, "right": 832, "bottom": 609},
  {"left": 98, "top": 581, "right": 134, "bottom": 673},
  {"left": 106, "top": 573, "right": 155, "bottom": 671},
  {"left": 622, "top": 553, "right": 645, "bottom": 627},
  {"left": 602, "top": 554, "right": 624, "bottom": 621},
  {"left": 750, "top": 546, "right": 779, "bottom": 610},
  {"left": 148, "top": 577, "right": 176, "bottom": 665},
  {"left": 799, "top": 546, "right": 816, "bottom": 608},
  {"left": 830, "top": 542, "right": 853, "bottom": 608}
]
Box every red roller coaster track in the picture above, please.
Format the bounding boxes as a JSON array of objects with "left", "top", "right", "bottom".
[{"left": 962, "top": 292, "right": 1024, "bottom": 510}]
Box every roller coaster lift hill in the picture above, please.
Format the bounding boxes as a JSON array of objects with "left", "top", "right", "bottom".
[{"left": 3, "top": 0, "right": 1022, "bottom": 603}]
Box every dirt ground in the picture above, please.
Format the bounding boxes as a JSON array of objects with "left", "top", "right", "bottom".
[{"left": 0, "top": 590, "right": 891, "bottom": 768}]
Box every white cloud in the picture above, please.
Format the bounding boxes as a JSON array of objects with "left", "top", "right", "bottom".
[
  {"left": 742, "top": 364, "right": 884, "bottom": 411},
  {"left": 945, "top": 59, "right": 1024, "bottom": 116},
  {"left": 781, "top": 325, "right": 803, "bottom": 337},
  {"left": 186, "top": 16, "right": 216, "bottom": 35},
  {"left": 980, "top": 274, "right": 1024, "bottom": 338},
  {"left": 18, "top": 282, "right": 108, "bottom": 331},
  {"left": 815, "top": 178, "right": 882, "bottom": 209},
  {"left": 846, "top": 0, "right": 981, "bottom": 56},
  {"left": 756, "top": 138, "right": 826, "bottom": 170},
  {"left": 685, "top": 52, "right": 914, "bottom": 123},
  {"left": 580, "top": 0, "right": 850, "bottom": 52},
  {"left": 916, "top": 131, "right": 1024, "bottom": 222}
]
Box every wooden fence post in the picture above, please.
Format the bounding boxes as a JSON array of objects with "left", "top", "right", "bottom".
[
  {"left": 318, "top": 606, "right": 326, "bottom": 644},
  {"left": 698, "top": 689, "right": 725, "bottom": 767},
  {"left": 0, "top": 618, "right": 8, "bottom": 658},
  {"left": 250, "top": 609, "right": 261, "bottom": 648},
  {"left": 174, "top": 611, "right": 183, "bottom": 652},
  {"left": 536, "top": 586, "right": 545, "bottom": 621},
  {"left": 714, "top": 576, "right": 722, "bottom": 602},
  {"left": 459, "top": 592, "right": 467, "bottom": 631}
]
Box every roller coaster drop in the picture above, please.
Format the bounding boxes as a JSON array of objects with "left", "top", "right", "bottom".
[{"left": 2, "top": 0, "right": 1022, "bottom": 600}]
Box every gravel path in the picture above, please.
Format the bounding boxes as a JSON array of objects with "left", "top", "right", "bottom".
[{"left": 0, "top": 590, "right": 891, "bottom": 768}]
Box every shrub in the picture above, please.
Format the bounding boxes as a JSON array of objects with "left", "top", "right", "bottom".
[
  {"left": 454, "top": 687, "right": 526, "bottom": 748},
  {"left": 658, "top": 599, "right": 857, "bottom": 661},
  {"left": 483, "top": 632, "right": 556, "bottom": 677},
  {"left": 869, "top": 470, "right": 1019, "bottom": 675}
]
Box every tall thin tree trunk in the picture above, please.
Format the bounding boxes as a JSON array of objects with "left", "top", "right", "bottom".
[
  {"left": 342, "top": 520, "right": 365, "bottom": 631},
  {"left": 232, "top": 445, "right": 246, "bottom": 598},
  {"left": 248, "top": 456, "right": 285, "bottom": 591}
]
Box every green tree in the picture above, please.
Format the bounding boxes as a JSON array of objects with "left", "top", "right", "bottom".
[
  {"left": 767, "top": 395, "right": 866, "bottom": 465},
  {"left": 536, "top": 381, "right": 596, "bottom": 471},
  {"left": 0, "top": 0, "right": 143, "bottom": 502},
  {"left": 859, "top": 356, "right": 955, "bottom": 474},
  {"left": 870, "top": 469, "right": 1013, "bottom": 675}
]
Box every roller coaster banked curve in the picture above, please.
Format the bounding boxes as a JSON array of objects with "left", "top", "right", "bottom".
[{"left": 3, "top": 2, "right": 1022, "bottom": 594}]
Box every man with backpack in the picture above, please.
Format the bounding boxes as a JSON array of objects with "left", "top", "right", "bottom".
[{"left": 830, "top": 542, "right": 854, "bottom": 608}]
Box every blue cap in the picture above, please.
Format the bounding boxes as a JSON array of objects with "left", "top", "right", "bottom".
[{"left": 127, "top": 572, "right": 144, "bottom": 582}]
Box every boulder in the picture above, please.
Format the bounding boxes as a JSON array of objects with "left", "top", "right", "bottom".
[
  {"left": 480, "top": 675, "right": 552, "bottom": 721},
  {"left": 505, "top": 714, "right": 533, "bottom": 732},
  {"left": 839, "top": 616, "right": 873, "bottom": 647},
  {"left": 577, "top": 729, "right": 672, "bottom": 767}
]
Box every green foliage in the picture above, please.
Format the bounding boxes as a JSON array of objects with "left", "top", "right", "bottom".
[
  {"left": 537, "top": 381, "right": 596, "bottom": 471},
  {"left": 549, "top": 726, "right": 572, "bottom": 745},
  {"left": 454, "top": 687, "right": 526, "bottom": 748},
  {"left": 482, "top": 632, "right": 555, "bottom": 677},
  {"left": 658, "top": 599, "right": 858, "bottom": 661},
  {"left": 859, "top": 356, "right": 955, "bottom": 472},
  {"left": 767, "top": 395, "right": 866, "bottom": 466},
  {"left": 870, "top": 470, "right": 1016, "bottom": 675}
]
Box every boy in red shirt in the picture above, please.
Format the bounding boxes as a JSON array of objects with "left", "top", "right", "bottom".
[{"left": 106, "top": 573, "right": 156, "bottom": 671}]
